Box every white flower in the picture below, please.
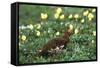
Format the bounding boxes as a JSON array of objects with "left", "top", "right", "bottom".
[
  {"left": 48, "top": 30, "right": 51, "bottom": 33},
  {"left": 36, "top": 24, "right": 41, "bottom": 29},
  {"left": 27, "top": 24, "right": 33, "bottom": 30},
  {"left": 93, "top": 31, "right": 96, "bottom": 36},
  {"left": 74, "top": 29, "right": 79, "bottom": 34},
  {"left": 60, "top": 22, "right": 63, "bottom": 25},
  {"left": 69, "top": 24, "right": 73, "bottom": 30},
  {"left": 92, "top": 40, "right": 95, "bottom": 43},
  {"left": 19, "top": 43, "right": 21, "bottom": 46},
  {"left": 81, "top": 19, "right": 85, "bottom": 23},
  {"left": 19, "top": 25, "right": 27, "bottom": 30},
  {"left": 21, "top": 35, "right": 26, "bottom": 41},
  {"left": 36, "top": 31, "right": 40, "bottom": 36},
  {"left": 68, "top": 14, "right": 73, "bottom": 19},
  {"left": 56, "top": 32, "right": 60, "bottom": 35}
]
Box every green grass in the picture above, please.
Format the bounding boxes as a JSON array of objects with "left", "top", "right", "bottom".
[{"left": 19, "top": 5, "right": 96, "bottom": 64}]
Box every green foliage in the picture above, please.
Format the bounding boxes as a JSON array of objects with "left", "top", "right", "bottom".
[{"left": 19, "top": 5, "right": 96, "bottom": 64}]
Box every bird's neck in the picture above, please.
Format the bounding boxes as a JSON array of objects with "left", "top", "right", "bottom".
[{"left": 62, "top": 32, "right": 70, "bottom": 39}]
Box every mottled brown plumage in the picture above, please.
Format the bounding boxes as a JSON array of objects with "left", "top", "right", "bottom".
[{"left": 38, "top": 27, "right": 73, "bottom": 56}]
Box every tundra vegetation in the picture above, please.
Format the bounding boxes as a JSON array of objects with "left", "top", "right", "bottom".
[{"left": 19, "top": 5, "right": 97, "bottom": 64}]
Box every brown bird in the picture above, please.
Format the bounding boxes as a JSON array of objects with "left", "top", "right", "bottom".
[{"left": 38, "top": 25, "right": 73, "bottom": 56}]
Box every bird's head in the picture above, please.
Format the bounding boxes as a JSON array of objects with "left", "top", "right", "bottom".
[
  {"left": 63, "top": 24, "right": 74, "bottom": 37},
  {"left": 67, "top": 28, "right": 74, "bottom": 36}
]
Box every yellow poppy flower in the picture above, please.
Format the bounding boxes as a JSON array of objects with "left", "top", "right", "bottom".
[
  {"left": 88, "top": 18, "right": 92, "bottom": 21},
  {"left": 56, "top": 8, "right": 62, "bottom": 14},
  {"left": 36, "top": 24, "right": 41, "bottom": 29},
  {"left": 41, "top": 13, "right": 48, "bottom": 19},
  {"left": 68, "top": 14, "right": 73, "bottom": 19},
  {"left": 88, "top": 13, "right": 94, "bottom": 19},
  {"left": 60, "top": 14, "right": 65, "bottom": 20},
  {"left": 36, "top": 31, "right": 40, "bottom": 36},
  {"left": 74, "top": 14, "right": 79, "bottom": 19},
  {"left": 54, "top": 13, "right": 59, "bottom": 19},
  {"left": 21, "top": 35, "right": 26, "bottom": 41},
  {"left": 83, "top": 10, "right": 89, "bottom": 16},
  {"left": 92, "top": 8, "right": 96, "bottom": 12}
]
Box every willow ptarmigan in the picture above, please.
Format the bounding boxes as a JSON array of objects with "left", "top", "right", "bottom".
[{"left": 38, "top": 25, "right": 73, "bottom": 56}]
